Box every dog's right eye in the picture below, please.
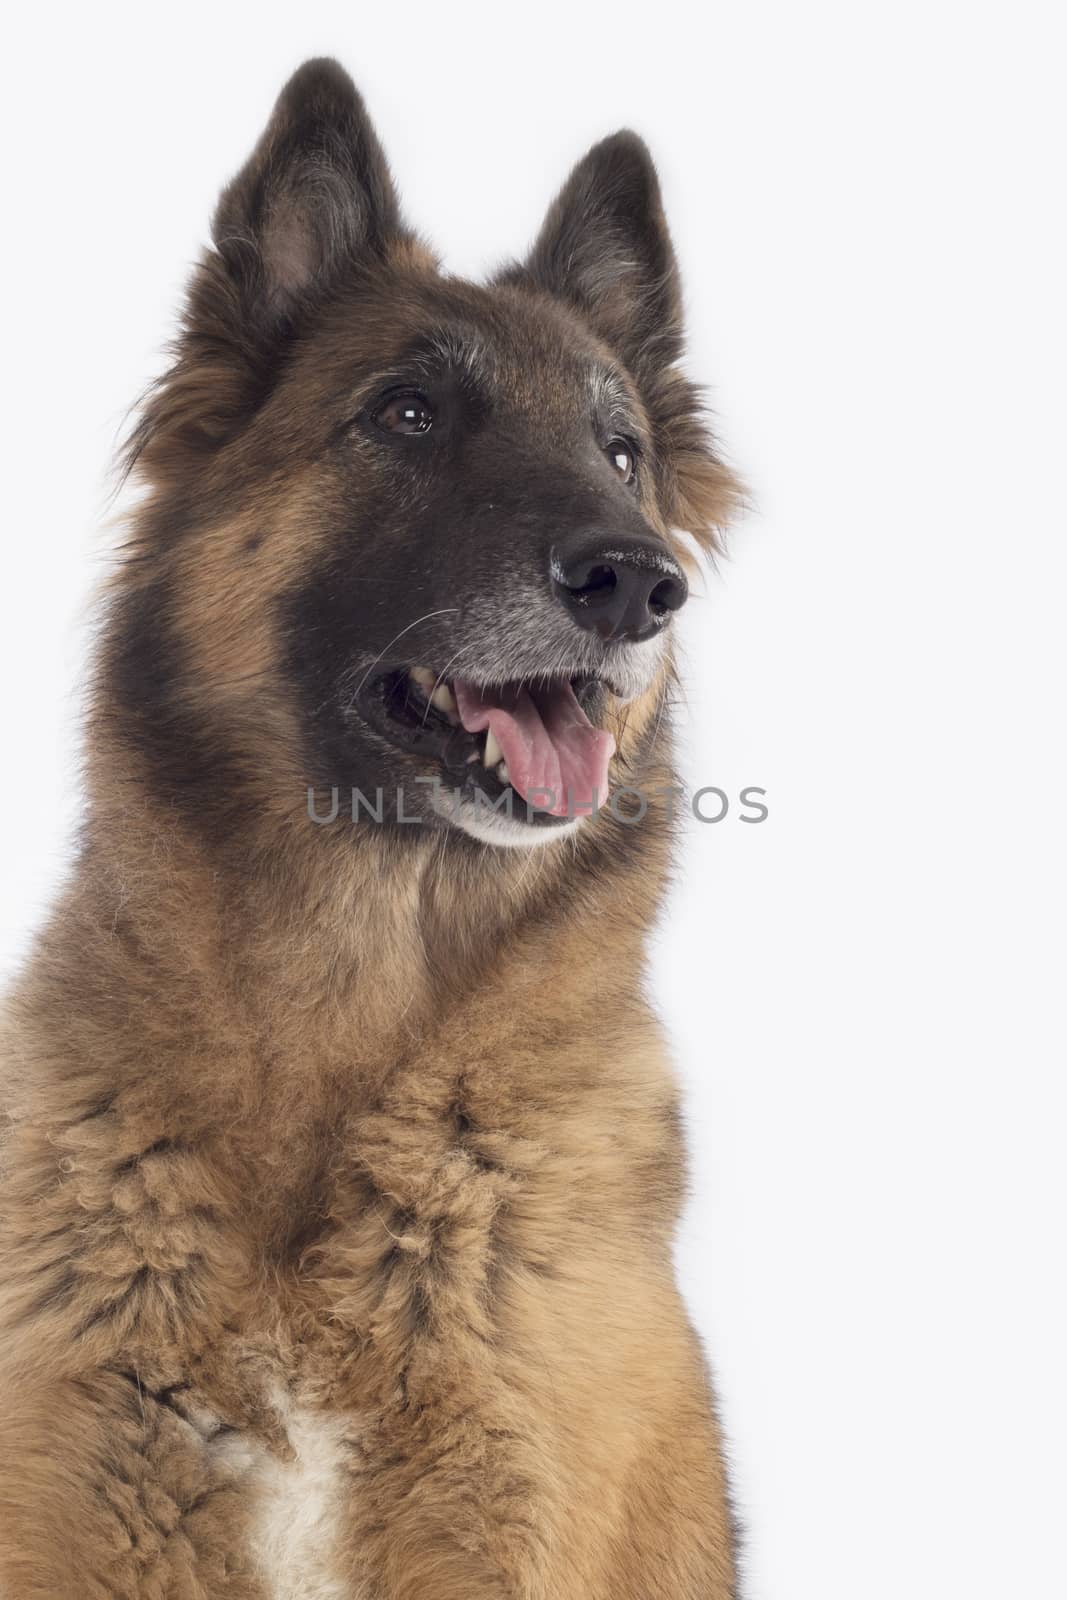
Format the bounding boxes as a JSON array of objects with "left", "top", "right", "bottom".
[{"left": 373, "top": 391, "right": 435, "bottom": 435}]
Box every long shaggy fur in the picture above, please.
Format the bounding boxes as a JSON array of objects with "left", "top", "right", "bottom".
[{"left": 0, "top": 59, "right": 741, "bottom": 1599}]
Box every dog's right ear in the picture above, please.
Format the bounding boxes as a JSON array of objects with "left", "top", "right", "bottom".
[
  {"left": 128, "top": 60, "right": 405, "bottom": 473},
  {"left": 210, "top": 59, "right": 404, "bottom": 335}
]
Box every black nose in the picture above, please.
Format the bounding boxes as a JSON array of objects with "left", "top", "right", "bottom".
[{"left": 552, "top": 538, "right": 689, "bottom": 643}]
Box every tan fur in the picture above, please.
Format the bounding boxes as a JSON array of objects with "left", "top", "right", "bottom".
[
  {"left": 1, "top": 761, "right": 737, "bottom": 1597},
  {"left": 0, "top": 65, "right": 739, "bottom": 1600}
]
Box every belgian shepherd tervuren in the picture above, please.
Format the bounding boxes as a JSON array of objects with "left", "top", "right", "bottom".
[{"left": 0, "top": 58, "right": 742, "bottom": 1599}]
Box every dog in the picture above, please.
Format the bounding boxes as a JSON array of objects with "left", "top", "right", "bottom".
[{"left": 0, "top": 58, "right": 741, "bottom": 1599}]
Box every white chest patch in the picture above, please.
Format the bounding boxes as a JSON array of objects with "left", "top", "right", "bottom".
[{"left": 251, "top": 1392, "right": 353, "bottom": 1600}]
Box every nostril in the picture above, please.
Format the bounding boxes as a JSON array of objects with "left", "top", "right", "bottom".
[
  {"left": 568, "top": 563, "right": 618, "bottom": 601},
  {"left": 649, "top": 574, "right": 687, "bottom": 616}
]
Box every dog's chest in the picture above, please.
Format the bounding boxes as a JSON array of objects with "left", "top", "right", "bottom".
[
  {"left": 175, "top": 1051, "right": 657, "bottom": 1593},
  {"left": 249, "top": 1392, "right": 353, "bottom": 1600},
  {"left": 184, "top": 1380, "right": 353, "bottom": 1600}
]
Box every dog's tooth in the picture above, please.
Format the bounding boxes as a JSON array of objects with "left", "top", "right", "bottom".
[
  {"left": 496, "top": 760, "right": 510, "bottom": 786},
  {"left": 483, "top": 729, "right": 503, "bottom": 769},
  {"left": 429, "top": 682, "right": 458, "bottom": 721},
  {"left": 409, "top": 666, "right": 436, "bottom": 696}
]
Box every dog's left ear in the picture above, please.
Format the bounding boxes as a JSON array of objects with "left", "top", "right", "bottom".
[
  {"left": 505, "top": 133, "right": 741, "bottom": 552},
  {"left": 503, "top": 132, "right": 681, "bottom": 381}
]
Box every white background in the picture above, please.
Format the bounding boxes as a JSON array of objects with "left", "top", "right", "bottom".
[{"left": 2, "top": 4, "right": 1064, "bottom": 1596}]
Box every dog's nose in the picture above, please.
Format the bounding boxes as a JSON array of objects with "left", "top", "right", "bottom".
[{"left": 552, "top": 538, "right": 688, "bottom": 643}]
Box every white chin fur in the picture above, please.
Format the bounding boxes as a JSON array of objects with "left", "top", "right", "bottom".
[{"left": 434, "top": 792, "right": 586, "bottom": 850}]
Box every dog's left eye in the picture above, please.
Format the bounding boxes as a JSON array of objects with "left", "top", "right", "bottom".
[
  {"left": 373, "top": 391, "right": 435, "bottom": 435},
  {"left": 605, "top": 439, "right": 636, "bottom": 484}
]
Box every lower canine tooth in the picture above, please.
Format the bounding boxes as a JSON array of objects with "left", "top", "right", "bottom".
[
  {"left": 483, "top": 729, "right": 503, "bottom": 769},
  {"left": 496, "top": 761, "right": 509, "bottom": 785}
]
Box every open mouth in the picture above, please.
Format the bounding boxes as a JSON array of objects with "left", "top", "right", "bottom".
[{"left": 360, "top": 667, "right": 617, "bottom": 823}]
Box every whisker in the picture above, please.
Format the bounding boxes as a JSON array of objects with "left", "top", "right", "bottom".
[
  {"left": 349, "top": 609, "right": 460, "bottom": 702},
  {"left": 419, "top": 651, "right": 465, "bottom": 729}
]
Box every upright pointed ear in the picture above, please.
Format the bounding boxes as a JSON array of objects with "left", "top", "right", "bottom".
[
  {"left": 128, "top": 60, "right": 407, "bottom": 473},
  {"left": 504, "top": 132, "right": 682, "bottom": 381},
  {"left": 504, "top": 133, "right": 741, "bottom": 553},
  {"left": 211, "top": 57, "right": 405, "bottom": 336}
]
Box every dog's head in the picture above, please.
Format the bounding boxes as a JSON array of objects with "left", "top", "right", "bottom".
[{"left": 112, "top": 60, "right": 738, "bottom": 850}]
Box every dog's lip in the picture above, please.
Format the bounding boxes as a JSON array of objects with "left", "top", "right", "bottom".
[
  {"left": 358, "top": 664, "right": 611, "bottom": 747},
  {"left": 352, "top": 664, "right": 614, "bottom": 822},
  {"left": 430, "top": 667, "right": 630, "bottom": 699}
]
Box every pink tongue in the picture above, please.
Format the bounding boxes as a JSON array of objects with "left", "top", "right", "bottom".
[{"left": 453, "top": 680, "right": 615, "bottom": 817}]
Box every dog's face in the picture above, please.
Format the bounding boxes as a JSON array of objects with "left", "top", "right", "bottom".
[{"left": 114, "top": 61, "right": 737, "bottom": 850}]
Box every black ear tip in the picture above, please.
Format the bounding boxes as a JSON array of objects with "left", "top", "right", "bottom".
[
  {"left": 275, "top": 57, "right": 360, "bottom": 118},
  {"left": 600, "top": 128, "right": 655, "bottom": 160},
  {"left": 283, "top": 56, "right": 355, "bottom": 92},
  {"left": 579, "top": 128, "right": 663, "bottom": 205},
  {"left": 595, "top": 128, "right": 656, "bottom": 170}
]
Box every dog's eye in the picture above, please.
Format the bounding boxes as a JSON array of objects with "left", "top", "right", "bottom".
[
  {"left": 605, "top": 439, "right": 636, "bottom": 484},
  {"left": 374, "top": 391, "right": 434, "bottom": 435}
]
